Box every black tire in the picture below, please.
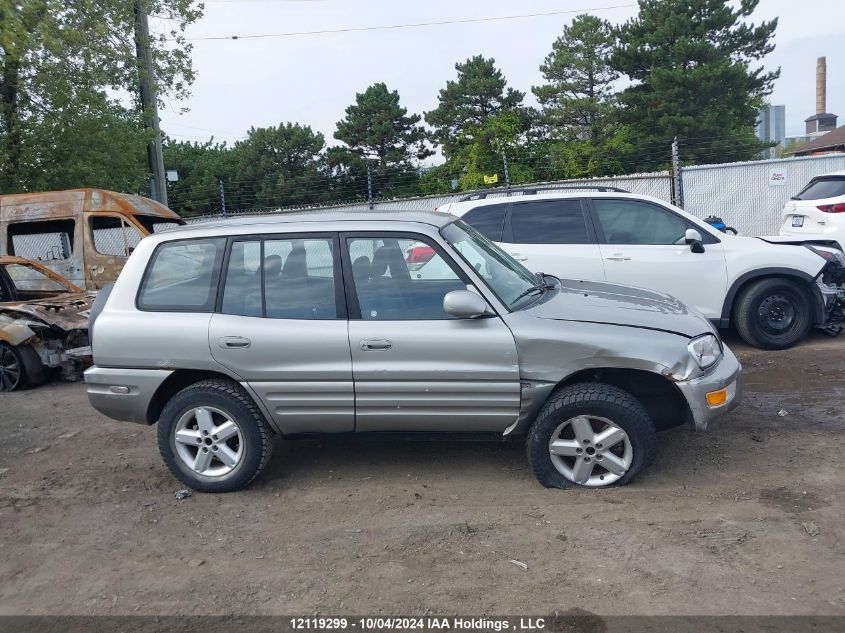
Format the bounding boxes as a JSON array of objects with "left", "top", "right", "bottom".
[
  {"left": 0, "top": 342, "right": 26, "bottom": 392},
  {"left": 733, "top": 278, "right": 813, "bottom": 350},
  {"left": 526, "top": 383, "right": 657, "bottom": 489},
  {"left": 17, "top": 344, "right": 50, "bottom": 388},
  {"left": 157, "top": 379, "right": 274, "bottom": 492}
]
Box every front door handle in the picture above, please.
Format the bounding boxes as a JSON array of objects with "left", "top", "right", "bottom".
[
  {"left": 219, "top": 336, "right": 251, "bottom": 349},
  {"left": 510, "top": 252, "right": 528, "bottom": 261},
  {"left": 606, "top": 254, "right": 631, "bottom": 261},
  {"left": 360, "top": 339, "right": 393, "bottom": 351}
]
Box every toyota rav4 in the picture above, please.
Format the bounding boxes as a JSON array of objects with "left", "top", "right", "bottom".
[{"left": 85, "top": 210, "right": 741, "bottom": 492}]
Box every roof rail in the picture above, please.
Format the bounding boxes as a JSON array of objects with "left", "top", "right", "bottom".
[{"left": 457, "top": 184, "right": 630, "bottom": 202}]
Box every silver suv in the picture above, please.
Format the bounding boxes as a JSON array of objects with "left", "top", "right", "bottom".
[{"left": 85, "top": 210, "right": 742, "bottom": 492}]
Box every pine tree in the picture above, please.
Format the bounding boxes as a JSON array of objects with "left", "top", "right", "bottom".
[{"left": 613, "top": 0, "right": 778, "bottom": 168}]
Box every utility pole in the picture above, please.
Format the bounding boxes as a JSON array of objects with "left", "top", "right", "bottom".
[
  {"left": 501, "top": 150, "right": 511, "bottom": 195},
  {"left": 133, "top": 0, "right": 168, "bottom": 206},
  {"left": 671, "top": 137, "right": 684, "bottom": 208},
  {"left": 219, "top": 180, "right": 227, "bottom": 218}
]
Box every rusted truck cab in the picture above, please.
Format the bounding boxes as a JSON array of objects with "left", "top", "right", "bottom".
[{"left": 0, "top": 189, "right": 184, "bottom": 290}]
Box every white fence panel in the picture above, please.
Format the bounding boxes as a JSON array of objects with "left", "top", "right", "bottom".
[{"left": 681, "top": 154, "right": 845, "bottom": 236}]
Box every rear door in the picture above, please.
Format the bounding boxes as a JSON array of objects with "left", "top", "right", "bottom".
[
  {"left": 208, "top": 234, "right": 355, "bottom": 434},
  {"left": 590, "top": 198, "right": 728, "bottom": 318},
  {"left": 342, "top": 231, "right": 521, "bottom": 432},
  {"left": 502, "top": 198, "right": 605, "bottom": 281}
]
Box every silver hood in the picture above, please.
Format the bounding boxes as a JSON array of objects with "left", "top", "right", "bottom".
[{"left": 523, "top": 278, "right": 715, "bottom": 339}]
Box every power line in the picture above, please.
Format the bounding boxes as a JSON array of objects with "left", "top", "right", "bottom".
[{"left": 178, "top": 4, "right": 636, "bottom": 41}]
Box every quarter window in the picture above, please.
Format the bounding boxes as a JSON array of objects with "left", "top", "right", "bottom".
[
  {"left": 221, "top": 237, "right": 338, "bottom": 319},
  {"left": 510, "top": 200, "right": 591, "bottom": 244},
  {"left": 462, "top": 203, "right": 507, "bottom": 242},
  {"left": 346, "top": 236, "right": 464, "bottom": 320},
  {"left": 593, "top": 199, "right": 691, "bottom": 245},
  {"left": 138, "top": 238, "right": 225, "bottom": 311}
]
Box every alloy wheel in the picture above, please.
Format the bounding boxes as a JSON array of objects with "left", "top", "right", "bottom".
[
  {"left": 173, "top": 406, "right": 244, "bottom": 477},
  {"left": 0, "top": 345, "right": 22, "bottom": 392},
  {"left": 548, "top": 415, "right": 633, "bottom": 487}
]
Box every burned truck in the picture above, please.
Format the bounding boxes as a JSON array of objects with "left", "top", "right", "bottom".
[{"left": 0, "top": 256, "right": 93, "bottom": 391}]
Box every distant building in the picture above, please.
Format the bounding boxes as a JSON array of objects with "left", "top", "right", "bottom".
[
  {"left": 787, "top": 125, "right": 845, "bottom": 156},
  {"left": 756, "top": 104, "right": 786, "bottom": 157}
]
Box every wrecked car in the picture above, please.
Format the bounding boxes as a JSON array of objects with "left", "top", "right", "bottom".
[
  {"left": 0, "top": 256, "right": 93, "bottom": 392},
  {"left": 0, "top": 188, "right": 185, "bottom": 291}
]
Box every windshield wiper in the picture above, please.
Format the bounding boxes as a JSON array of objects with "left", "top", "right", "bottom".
[{"left": 510, "top": 274, "right": 555, "bottom": 306}]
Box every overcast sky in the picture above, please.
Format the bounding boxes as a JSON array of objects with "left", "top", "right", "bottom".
[{"left": 156, "top": 0, "right": 845, "bottom": 154}]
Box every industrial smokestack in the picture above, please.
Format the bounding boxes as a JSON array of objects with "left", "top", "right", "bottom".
[{"left": 816, "top": 56, "right": 826, "bottom": 114}]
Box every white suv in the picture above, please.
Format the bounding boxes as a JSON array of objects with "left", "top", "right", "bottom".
[
  {"left": 440, "top": 188, "right": 845, "bottom": 350},
  {"left": 780, "top": 171, "right": 845, "bottom": 241}
]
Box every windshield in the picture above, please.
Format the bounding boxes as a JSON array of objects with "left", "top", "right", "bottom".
[
  {"left": 134, "top": 216, "right": 185, "bottom": 234},
  {"left": 441, "top": 220, "right": 540, "bottom": 309}
]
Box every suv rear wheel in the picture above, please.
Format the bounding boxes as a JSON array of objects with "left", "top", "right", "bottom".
[
  {"left": 734, "top": 278, "right": 813, "bottom": 350},
  {"left": 157, "top": 379, "right": 274, "bottom": 492},
  {"left": 526, "top": 383, "right": 657, "bottom": 488}
]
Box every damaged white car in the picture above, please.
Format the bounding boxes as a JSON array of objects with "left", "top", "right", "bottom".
[{"left": 0, "top": 256, "right": 93, "bottom": 392}]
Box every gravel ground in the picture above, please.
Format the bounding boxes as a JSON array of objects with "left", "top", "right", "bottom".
[{"left": 0, "top": 333, "right": 844, "bottom": 616}]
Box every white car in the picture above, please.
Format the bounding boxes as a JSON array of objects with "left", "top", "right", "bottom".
[
  {"left": 780, "top": 171, "right": 845, "bottom": 242},
  {"left": 436, "top": 188, "right": 845, "bottom": 350}
]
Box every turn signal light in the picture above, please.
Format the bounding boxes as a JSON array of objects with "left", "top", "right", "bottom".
[
  {"left": 706, "top": 388, "right": 728, "bottom": 407},
  {"left": 817, "top": 203, "right": 845, "bottom": 213}
]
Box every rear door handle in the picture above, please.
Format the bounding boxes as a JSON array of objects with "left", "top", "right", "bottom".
[
  {"left": 510, "top": 252, "right": 528, "bottom": 261},
  {"left": 606, "top": 254, "right": 631, "bottom": 261},
  {"left": 219, "top": 336, "right": 251, "bottom": 349},
  {"left": 360, "top": 339, "right": 393, "bottom": 351}
]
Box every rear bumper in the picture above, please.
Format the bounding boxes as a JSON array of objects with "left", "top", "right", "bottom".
[
  {"left": 84, "top": 366, "right": 173, "bottom": 424},
  {"left": 676, "top": 345, "right": 743, "bottom": 431}
]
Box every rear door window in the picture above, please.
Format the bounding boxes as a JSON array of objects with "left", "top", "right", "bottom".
[
  {"left": 509, "top": 199, "right": 591, "bottom": 244},
  {"left": 7, "top": 219, "right": 75, "bottom": 261},
  {"left": 462, "top": 203, "right": 507, "bottom": 242},
  {"left": 793, "top": 177, "right": 845, "bottom": 200},
  {"left": 220, "top": 236, "right": 339, "bottom": 319},
  {"left": 138, "top": 238, "right": 225, "bottom": 311}
]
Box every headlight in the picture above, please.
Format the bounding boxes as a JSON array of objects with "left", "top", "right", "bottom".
[{"left": 688, "top": 334, "right": 722, "bottom": 369}]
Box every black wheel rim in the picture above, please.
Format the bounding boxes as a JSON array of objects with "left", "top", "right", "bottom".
[
  {"left": 0, "top": 346, "right": 22, "bottom": 392},
  {"left": 757, "top": 292, "right": 798, "bottom": 336}
]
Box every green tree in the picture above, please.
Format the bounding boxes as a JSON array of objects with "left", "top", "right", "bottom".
[
  {"left": 612, "top": 0, "right": 778, "bottom": 168},
  {"left": 163, "top": 138, "right": 238, "bottom": 217},
  {"left": 333, "top": 82, "right": 431, "bottom": 197},
  {"left": 0, "top": 0, "right": 202, "bottom": 193},
  {"left": 530, "top": 13, "right": 633, "bottom": 178},
  {"left": 233, "top": 123, "right": 330, "bottom": 208},
  {"left": 425, "top": 55, "right": 526, "bottom": 161}
]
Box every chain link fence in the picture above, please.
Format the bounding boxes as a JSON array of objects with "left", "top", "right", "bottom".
[{"left": 184, "top": 154, "right": 845, "bottom": 238}]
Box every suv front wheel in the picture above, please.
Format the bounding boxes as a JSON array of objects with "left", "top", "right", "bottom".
[
  {"left": 526, "top": 383, "right": 657, "bottom": 488},
  {"left": 157, "top": 379, "right": 274, "bottom": 492}
]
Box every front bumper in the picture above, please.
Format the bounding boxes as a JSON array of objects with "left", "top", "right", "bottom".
[
  {"left": 675, "top": 345, "right": 742, "bottom": 431},
  {"left": 85, "top": 366, "right": 173, "bottom": 424}
]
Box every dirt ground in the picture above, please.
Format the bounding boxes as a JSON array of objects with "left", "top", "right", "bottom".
[{"left": 1, "top": 332, "right": 844, "bottom": 616}]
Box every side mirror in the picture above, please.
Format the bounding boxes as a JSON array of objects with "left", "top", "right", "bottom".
[
  {"left": 443, "top": 289, "right": 494, "bottom": 319},
  {"left": 685, "top": 228, "right": 705, "bottom": 254}
]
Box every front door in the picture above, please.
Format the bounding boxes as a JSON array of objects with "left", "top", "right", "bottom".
[
  {"left": 590, "top": 198, "right": 728, "bottom": 319},
  {"left": 342, "top": 232, "right": 521, "bottom": 432},
  {"left": 209, "top": 235, "right": 354, "bottom": 434},
  {"left": 86, "top": 213, "right": 145, "bottom": 289}
]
